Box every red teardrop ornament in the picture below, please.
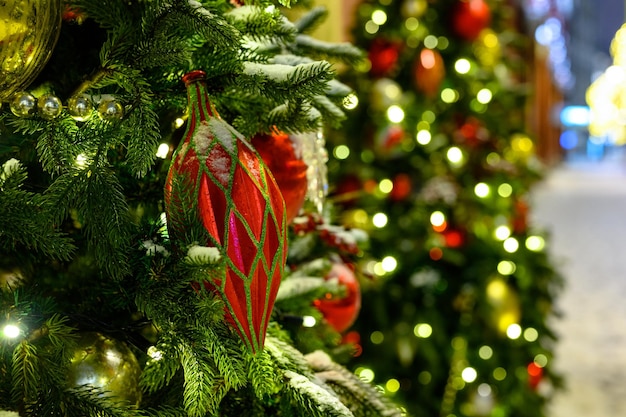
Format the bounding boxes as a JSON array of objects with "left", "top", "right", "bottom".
[
  {"left": 164, "top": 70, "right": 287, "bottom": 353},
  {"left": 451, "top": 0, "right": 491, "bottom": 41}
]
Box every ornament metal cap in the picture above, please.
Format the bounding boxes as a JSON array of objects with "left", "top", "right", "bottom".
[{"left": 182, "top": 70, "right": 207, "bottom": 85}]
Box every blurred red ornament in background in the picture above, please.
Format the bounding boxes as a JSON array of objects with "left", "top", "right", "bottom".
[
  {"left": 451, "top": 0, "right": 491, "bottom": 41},
  {"left": 314, "top": 261, "right": 361, "bottom": 333},
  {"left": 251, "top": 131, "right": 308, "bottom": 224},
  {"left": 414, "top": 48, "right": 445, "bottom": 98},
  {"left": 368, "top": 38, "right": 403, "bottom": 78}
]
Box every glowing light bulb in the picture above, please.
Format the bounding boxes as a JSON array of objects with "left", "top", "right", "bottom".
[
  {"left": 494, "top": 225, "right": 511, "bottom": 241},
  {"left": 381, "top": 256, "right": 398, "bottom": 272},
  {"left": 455, "top": 58, "right": 471, "bottom": 74},
  {"left": 462, "top": 367, "right": 478, "bottom": 383},
  {"left": 371, "top": 9, "right": 387, "bottom": 25},
  {"left": 333, "top": 145, "right": 350, "bottom": 160},
  {"left": 174, "top": 117, "right": 185, "bottom": 129},
  {"left": 441, "top": 88, "right": 459, "bottom": 103},
  {"left": 387, "top": 105, "right": 405, "bottom": 123},
  {"left": 3, "top": 324, "right": 21, "bottom": 339},
  {"left": 379, "top": 179, "right": 393, "bottom": 194},
  {"left": 479, "top": 345, "right": 493, "bottom": 360},
  {"left": 414, "top": 323, "right": 433, "bottom": 338},
  {"left": 156, "top": 143, "right": 170, "bottom": 159},
  {"left": 477, "top": 88, "right": 493, "bottom": 104},
  {"left": 497, "top": 260, "right": 516, "bottom": 275},
  {"left": 343, "top": 93, "right": 359, "bottom": 110},
  {"left": 372, "top": 212, "right": 388, "bottom": 228},
  {"left": 370, "top": 331, "right": 384, "bottom": 344},
  {"left": 506, "top": 323, "right": 522, "bottom": 339},
  {"left": 446, "top": 147, "right": 464, "bottom": 164},
  {"left": 525, "top": 235, "right": 545, "bottom": 251},
  {"left": 302, "top": 316, "right": 317, "bottom": 327},
  {"left": 474, "top": 182, "right": 490, "bottom": 198},
  {"left": 430, "top": 211, "right": 446, "bottom": 227},
  {"left": 76, "top": 153, "right": 88, "bottom": 167},
  {"left": 386, "top": 378, "right": 400, "bottom": 393},
  {"left": 416, "top": 130, "right": 432, "bottom": 145},
  {"left": 503, "top": 237, "right": 519, "bottom": 253},
  {"left": 357, "top": 368, "right": 375, "bottom": 383},
  {"left": 524, "top": 327, "right": 539, "bottom": 342},
  {"left": 498, "top": 183, "right": 513, "bottom": 197}
]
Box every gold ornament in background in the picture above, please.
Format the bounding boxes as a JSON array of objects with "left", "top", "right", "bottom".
[
  {"left": 0, "top": 266, "right": 26, "bottom": 291},
  {"left": 67, "top": 332, "right": 142, "bottom": 406},
  {"left": 401, "top": 0, "right": 428, "bottom": 18},
  {"left": 486, "top": 276, "right": 521, "bottom": 335},
  {"left": 473, "top": 29, "right": 501, "bottom": 68},
  {"left": 0, "top": 0, "right": 63, "bottom": 101}
]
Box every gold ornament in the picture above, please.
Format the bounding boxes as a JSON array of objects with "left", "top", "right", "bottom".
[
  {"left": 473, "top": 29, "right": 501, "bottom": 68},
  {"left": 67, "top": 332, "right": 142, "bottom": 406},
  {"left": 0, "top": 0, "right": 63, "bottom": 101},
  {"left": 486, "top": 276, "right": 521, "bottom": 335}
]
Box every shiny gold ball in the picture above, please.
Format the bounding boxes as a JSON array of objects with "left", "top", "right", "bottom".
[
  {"left": 0, "top": 0, "right": 63, "bottom": 101},
  {"left": 67, "top": 332, "right": 142, "bottom": 406}
]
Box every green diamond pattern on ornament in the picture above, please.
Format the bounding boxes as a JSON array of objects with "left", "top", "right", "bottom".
[{"left": 165, "top": 70, "right": 287, "bottom": 354}]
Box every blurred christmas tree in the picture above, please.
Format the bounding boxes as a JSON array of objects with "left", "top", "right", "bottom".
[
  {"left": 327, "top": 0, "right": 563, "bottom": 416},
  {"left": 0, "top": 0, "right": 403, "bottom": 416}
]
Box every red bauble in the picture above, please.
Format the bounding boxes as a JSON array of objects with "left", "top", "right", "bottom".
[
  {"left": 414, "top": 48, "right": 445, "bottom": 98},
  {"left": 314, "top": 262, "right": 361, "bottom": 333},
  {"left": 451, "top": 0, "right": 491, "bottom": 41},
  {"left": 251, "top": 132, "right": 308, "bottom": 224},
  {"left": 442, "top": 228, "right": 465, "bottom": 248},
  {"left": 368, "top": 39, "right": 402, "bottom": 78},
  {"left": 165, "top": 70, "right": 287, "bottom": 354},
  {"left": 390, "top": 173, "right": 412, "bottom": 201}
]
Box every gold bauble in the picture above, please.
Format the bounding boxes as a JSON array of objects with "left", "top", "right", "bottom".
[
  {"left": 486, "top": 276, "right": 521, "bottom": 334},
  {"left": 0, "top": 0, "right": 63, "bottom": 101},
  {"left": 67, "top": 332, "right": 142, "bottom": 406}
]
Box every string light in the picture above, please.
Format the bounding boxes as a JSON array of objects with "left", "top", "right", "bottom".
[
  {"left": 371, "top": 10, "right": 388, "bottom": 26},
  {"left": 476, "top": 88, "right": 493, "bottom": 104},
  {"left": 156, "top": 143, "right": 170, "bottom": 159},
  {"left": 506, "top": 323, "right": 522, "bottom": 339},
  {"left": 493, "top": 367, "right": 507, "bottom": 381},
  {"left": 372, "top": 212, "right": 388, "bottom": 228},
  {"left": 478, "top": 345, "right": 493, "bottom": 360},
  {"left": 494, "top": 225, "right": 511, "bottom": 241},
  {"left": 523, "top": 327, "right": 539, "bottom": 342},
  {"left": 454, "top": 58, "right": 471, "bottom": 74},
  {"left": 474, "top": 182, "right": 490, "bottom": 198},
  {"left": 3, "top": 324, "right": 21, "bottom": 339},
  {"left": 356, "top": 367, "right": 375, "bottom": 383},
  {"left": 461, "top": 367, "right": 478, "bottom": 383},
  {"left": 379, "top": 178, "right": 393, "bottom": 194},
  {"left": 343, "top": 93, "right": 359, "bottom": 110},
  {"left": 414, "top": 323, "right": 433, "bottom": 338},
  {"left": 387, "top": 105, "right": 405, "bottom": 123},
  {"left": 503, "top": 237, "right": 519, "bottom": 253},
  {"left": 446, "top": 147, "right": 464, "bottom": 164},
  {"left": 381, "top": 256, "right": 398, "bottom": 272},
  {"left": 147, "top": 346, "right": 164, "bottom": 361},
  {"left": 441, "top": 88, "right": 459, "bottom": 103},
  {"left": 333, "top": 145, "right": 350, "bottom": 160},
  {"left": 386, "top": 378, "right": 401, "bottom": 393},
  {"left": 497, "top": 260, "right": 516, "bottom": 275},
  {"left": 416, "top": 130, "right": 432, "bottom": 145},
  {"left": 498, "top": 183, "right": 513, "bottom": 197},
  {"left": 525, "top": 235, "right": 545, "bottom": 251},
  {"left": 302, "top": 316, "right": 317, "bottom": 327}
]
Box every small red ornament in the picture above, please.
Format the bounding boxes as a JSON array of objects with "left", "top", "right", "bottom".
[
  {"left": 251, "top": 132, "right": 308, "bottom": 224},
  {"left": 414, "top": 48, "right": 445, "bottom": 98},
  {"left": 390, "top": 173, "right": 412, "bottom": 201},
  {"left": 164, "top": 70, "right": 287, "bottom": 354},
  {"left": 368, "top": 39, "right": 402, "bottom": 78},
  {"left": 442, "top": 228, "right": 465, "bottom": 248},
  {"left": 314, "top": 262, "right": 361, "bottom": 333},
  {"left": 527, "top": 362, "right": 544, "bottom": 389},
  {"left": 451, "top": 0, "right": 491, "bottom": 41}
]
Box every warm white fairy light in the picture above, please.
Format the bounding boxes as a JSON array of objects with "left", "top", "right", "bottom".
[
  {"left": 385, "top": 378, "right": 400, "bottom": 393},
  {"left": 477, "top": 88, "right": 493, "bottom": 104},
  {"left": 441, "top": 88, "right": 459, "bottom": 103},
  {"left": 356, "top": 367, "right": 375, "bottom": 383},
  {"left": 381, "top": 256, "right": 397, "bottom": 272},
  {"left": 494, "top": 225, "right": 511, "bottom": 241},
  {"left": 3, "top": 324, "right": 21, "bottom": 339},
  {"left": 156, "top": 143, "right": 170, "bottom": 159},
  {"left": 414, "top": 323, "right": 433, "bottom": 338},
  {"left": 506, "top": 323, "right": 522, "bottom": 339},
  {"left": 333, "top": 145, "right": 350, "bottom": 160},
  {"left": 498, "top": 183, "right": 513, "bottom": 197},
  {"left": 343, "top": 93, "right": 359, "bottom": 110},
  {"left": 387, "top": 105, "right": 405, "bottom": 123},
  {"left": 479, "top": 345, "right": 493, "bottom": 360},
  {"left": 497, "top": 260, "right": 516, "bottom": 275},
  {"left": 461, "top": 367, "right": 478, "bottom": 383},
  {"left": 525, "top": 235, "right": 545, "bottom": 251},
  {"left": 371, "top": 9, "right": 387, "bottom": 25},
  {"left": 446, "top": 146, "right": 464, "bottom": 164},
  {"left": 379, "top": 178, "right": 393, "bottom": 194},
  {"left": 147, "top": 346, "right": 164, "bottom": 361},
  {"left": 372, "top": 212, "right": 388, "bottom": 228},
  {"left": 474, "top": 182, "right": 490, "bottom": 198},
  {"left": 302, "top": 316, "right": 317, "bottom": 328},
  {"left": 524, "top": 327, "right": 539, "bottom": 342},
  {"left": 503, "top": 237, "right": 519, "bottom": 253},
  {"left": 430, "top": 211, "right": 446, "bottom": 227},
  {"left": 416, "top": 130, "right": 432, "bottom": 145},
  {"left": 76, "top": 153, "right": 88, "bottom": 167},
  {"left": 455, "top": 58, "right": 471, "bottom": 74},
  {"left": 174, "top": 117, "right": 185, "bottom": 129}
]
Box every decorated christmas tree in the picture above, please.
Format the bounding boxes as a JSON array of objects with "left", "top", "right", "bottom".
[
  {"left": 0, "top": 1, "right": 402, "bottom": 415},
  {"left": 328, "top": 0, "right": 563, "bottom": 416}
]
